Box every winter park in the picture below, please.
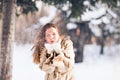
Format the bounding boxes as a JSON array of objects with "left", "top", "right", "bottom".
[{"left": 0, "top": 0, "right": 120, "bottom": 80}]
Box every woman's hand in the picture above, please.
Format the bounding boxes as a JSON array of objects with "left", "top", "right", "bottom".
[
  {"left": 52, "top": 53, "right": 64, "bottom": 66},
  {"left": 54, "top": 55, "right": 63, "bottom": 61}
]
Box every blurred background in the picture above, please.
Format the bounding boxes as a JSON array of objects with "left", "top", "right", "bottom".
[{"left": 0, "top": 0, "right": 120, "bottom": 80}]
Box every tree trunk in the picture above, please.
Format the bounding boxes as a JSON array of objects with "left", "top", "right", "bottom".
[
  {"left": 0, "top": 0, "right": 16, "bottom": 80},
  {"left": 69, "top": 22, "right": 92, "bottom": 63}
]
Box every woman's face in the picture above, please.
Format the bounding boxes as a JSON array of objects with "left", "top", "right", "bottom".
[{"left": 45, "top": 27, "right": 60, "bottom": 44}]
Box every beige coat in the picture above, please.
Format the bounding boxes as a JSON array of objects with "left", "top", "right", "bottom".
[{"left": 34, "top": 38, "right": 75, "bottom": 80}]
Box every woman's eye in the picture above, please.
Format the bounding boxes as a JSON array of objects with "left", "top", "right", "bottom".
[{"left": 46, "top": 35, "right": 50, "bottom": 38}]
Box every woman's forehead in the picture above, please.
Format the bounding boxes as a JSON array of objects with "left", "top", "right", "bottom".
[{"left": 45, "top": 27, "right": 57, "bottom": 33}]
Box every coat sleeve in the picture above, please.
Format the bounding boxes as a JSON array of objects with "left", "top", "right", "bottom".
[
  {"left": 39, "top": 47, "right": 55, "bottom": 74},
  {"left": 53, "top": 39, "right": 75, "bottom": 73}
]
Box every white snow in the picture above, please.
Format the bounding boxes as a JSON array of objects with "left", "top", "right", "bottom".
[
  {"left": 66, "top": 23, "right": 77, "bottom": 30},
  {"left": 107, "top": 9, "right": 117, "bottom": 18},
  {"left": 38, "top": 5, "right": 57, "bottom": 25},
  {"left": 89, "top": 24, "right": 102, "bottom": 37},
  {"left": 35, "top": 1, "right": 42, "bottom": 9},
  {"left": 102, "top": 16, "right": 110, "bottom": 24},
  {"left": 81, "top": 7, "right": 106, "bottom": 21},
  {"left": 12, "top": 43, "right": 120, "bottom": 80},
  {"left": 83, "top": 1, "right": 90, "bottom": 6},
  {"left": 90, "top": 19, "right": 102, "bottom": 25}
]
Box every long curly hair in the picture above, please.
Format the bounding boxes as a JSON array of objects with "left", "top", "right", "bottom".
[{"left": 32, "top": 23, "right": 61, "bottom": 64}]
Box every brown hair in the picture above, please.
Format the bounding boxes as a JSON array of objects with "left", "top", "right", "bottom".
[{"left": 32, "top": 23, "right": 61, "bottom": 64}]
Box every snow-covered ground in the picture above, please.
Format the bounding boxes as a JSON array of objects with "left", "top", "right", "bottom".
[{"left": 12, "top": 43, "right": 120, "bottom": 80}]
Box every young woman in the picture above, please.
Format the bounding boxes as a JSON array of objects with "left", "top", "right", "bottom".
[{"left": 32, "top": 23, "right": 75, "bottom": 80}]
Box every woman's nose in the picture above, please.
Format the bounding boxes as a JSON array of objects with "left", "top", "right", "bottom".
[{"left": 49, "top": 35, "right": 54, "bottom": 39}]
